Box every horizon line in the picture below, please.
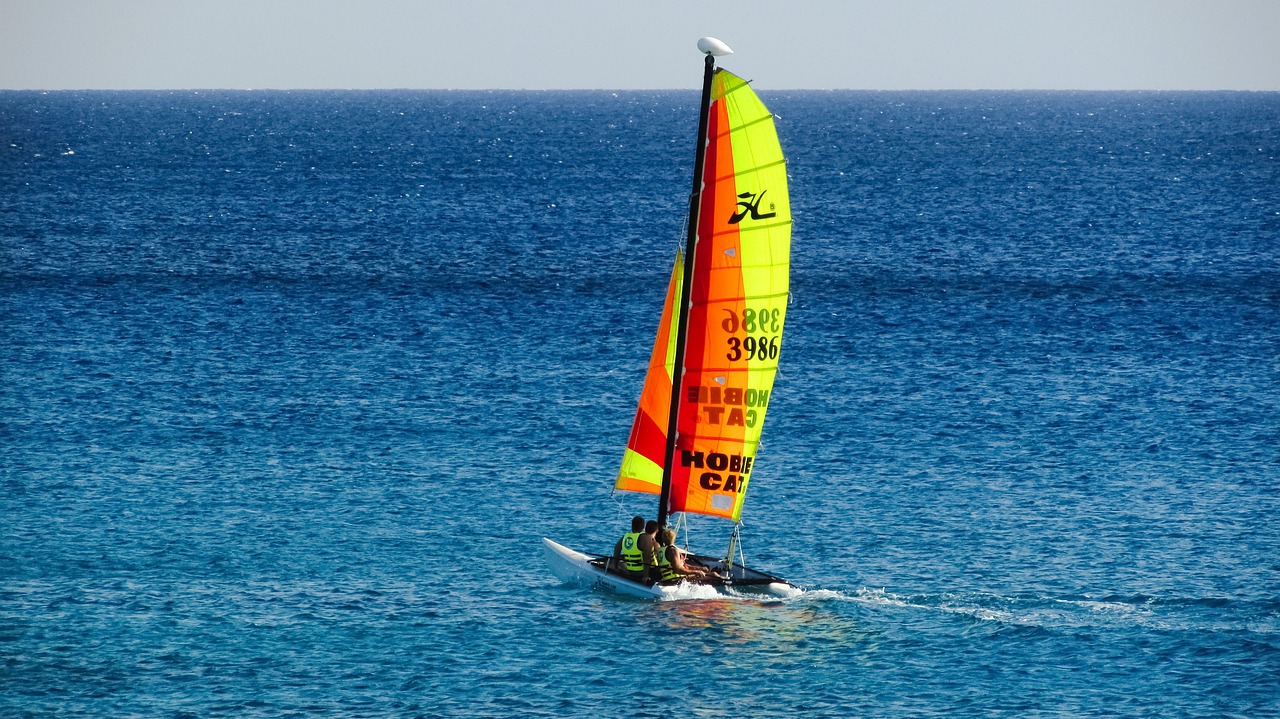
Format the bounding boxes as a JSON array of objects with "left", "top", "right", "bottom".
[{"left": 5, "top": 86, "right": 1279, "bottom": 93}]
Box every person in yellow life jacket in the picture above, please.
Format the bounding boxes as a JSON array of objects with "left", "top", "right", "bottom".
[
  {"left": 654, "top": 528, "right": 710, "bottom": 583},
  {"left": 612, "top": 516, "right": 646, "bottom": 578}
]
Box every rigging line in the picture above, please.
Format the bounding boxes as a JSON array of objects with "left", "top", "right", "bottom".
[
  {"left": 674, "top": 207, "right": 691, "bottom": 250},
  {"left": 722, "top": 521, "right": 749, "bottom": 571},
  {"left": 609, "top": 488, "right": 632, "bottom": 525}
]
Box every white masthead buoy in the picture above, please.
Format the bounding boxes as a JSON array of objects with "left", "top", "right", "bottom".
[{"left": 697, "top": 37, "right": 734, "bottom": 57}]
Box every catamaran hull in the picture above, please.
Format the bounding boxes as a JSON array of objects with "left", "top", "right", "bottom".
[
  {"left": 542, "top": 538, "right": 796, "bottom": 599},
  {"left": 542, "top": 538, "right": 674, "bottom": 598}
]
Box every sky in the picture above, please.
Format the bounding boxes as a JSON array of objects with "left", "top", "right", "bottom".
[{"left": 3, "top": 0, "right": 1279, "bottom": 91}]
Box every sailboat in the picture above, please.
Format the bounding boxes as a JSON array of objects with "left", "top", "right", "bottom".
[{"left": 543, "top": 37, "right": 795, "bottom": 599}]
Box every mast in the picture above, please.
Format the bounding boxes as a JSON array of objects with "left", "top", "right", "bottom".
[{"left": 658, "top": 40, "right": 729, "bottom": 528}]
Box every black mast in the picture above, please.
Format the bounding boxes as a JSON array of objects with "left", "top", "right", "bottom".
[{"left": 657, "top": 53, "right": 717, "bottom": 529}]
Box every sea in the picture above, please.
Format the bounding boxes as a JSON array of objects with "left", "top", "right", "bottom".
[{"left": 2, "top": 87, "right": 1278, "bottom": 718}]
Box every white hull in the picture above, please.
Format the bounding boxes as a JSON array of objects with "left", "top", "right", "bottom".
[
  {"left": 542, "top": 538, "right": 676, "bottom": 598},
  {"left": 542, "top": 538, "right": 796, "bottom": 600}
]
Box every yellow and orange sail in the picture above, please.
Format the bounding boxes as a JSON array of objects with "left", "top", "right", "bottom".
[{"left": 616, "top": 69, "right": 791, "bottom": 522}]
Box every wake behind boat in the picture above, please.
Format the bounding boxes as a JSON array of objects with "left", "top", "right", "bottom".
[{"left": 545, "top": 37, "right": 797, "bottom": 599}]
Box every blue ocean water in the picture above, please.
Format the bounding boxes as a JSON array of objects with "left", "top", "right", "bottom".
[{"left": 2, "top": 88, "right": 1279, "bottom": 717}]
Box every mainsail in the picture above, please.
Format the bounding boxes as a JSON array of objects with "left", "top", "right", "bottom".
[{"left": 616, "top": 68, "right": 791, "bottom": 523}]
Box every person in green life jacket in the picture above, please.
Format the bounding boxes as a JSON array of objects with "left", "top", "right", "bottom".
[
  {"left": 614, "top": 511, "right": 645, "bottom": 573},
  {"left": 654, "top": 528, "right": 710, "bottom": 583},
  {"left": 613, "top": 516, "right": 646, "bottom": 578},
  {"left": 614, "top": 517, "right": 662, "bottom": 584}
]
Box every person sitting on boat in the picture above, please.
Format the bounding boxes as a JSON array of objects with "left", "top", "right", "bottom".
[
  {"left": 636, "top": 520, "right": 662, "bottom": 585},
  {"left": 655, "top": 528, "right": 710, "bottom": 584},
  {"left": 612, "top": 516, "right": 648, "bottom": 579}
]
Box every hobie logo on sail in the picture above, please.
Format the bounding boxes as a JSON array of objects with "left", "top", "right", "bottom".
[
  {"left": 687, "top": 384, "right": 769, "bottom": 428},
  {"left": 728, "top": 190, "right": 777, "bottom": 224},
  {"left": 681, "top": 450, "right": 752, "bottom": 493}
]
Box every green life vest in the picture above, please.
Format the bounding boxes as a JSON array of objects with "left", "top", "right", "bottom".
[
  {"left": 656, "top": 545, "right": 679, "bottom": 582},
  {"left": 619, "top": 532, "right": 644, "bottom": 572}
]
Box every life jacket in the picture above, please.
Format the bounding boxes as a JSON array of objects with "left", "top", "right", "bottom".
[
  {"left": 619, "top": 532, "right": 644, "bottom": 572},
  {"left": 656, "top": 545, "right": 680, "bottom": 582}
]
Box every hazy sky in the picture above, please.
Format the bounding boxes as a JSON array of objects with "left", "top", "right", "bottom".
[{"left": 3, "top": 0, "right": 1279, "bottom": 90}]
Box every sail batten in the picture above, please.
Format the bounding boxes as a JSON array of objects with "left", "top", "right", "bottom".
[
  {"left": 616, "top": 66, "right": 790, "bottom": 524},
  {"left": 701, "top": 294, "right": 790, "bottom": 306},
  {"left": 712, "top": 224, "right": 791, "bottom": 240},
  {"left": 712, "top": 158, "right": 787, "bottom": 180},
  {"left": 679, "top": 365, "right": 778, "bottom": 375},
  {"left": 713, "top": 116, "right": 778, "bottom": 139}
]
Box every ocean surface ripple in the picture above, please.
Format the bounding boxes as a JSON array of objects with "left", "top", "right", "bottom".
[{"left": 2, "top": 89, "right": 1278, "bottom": 717}]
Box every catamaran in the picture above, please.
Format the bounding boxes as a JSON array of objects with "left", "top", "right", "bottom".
[{"left": 543, "top": 37, "right": 795, "bottom": 599}]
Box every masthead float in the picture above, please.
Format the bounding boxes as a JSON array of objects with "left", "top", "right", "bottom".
[
  {"left": 696, "top": 36, "right": 734, "bottom": 57},
  {"left": 543, "top": 37, "right": 796, "bottom": 598}
]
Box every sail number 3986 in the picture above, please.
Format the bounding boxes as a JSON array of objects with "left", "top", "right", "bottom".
[{"left": 722, "top": 308, "right": 781, "bottom": 361}]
